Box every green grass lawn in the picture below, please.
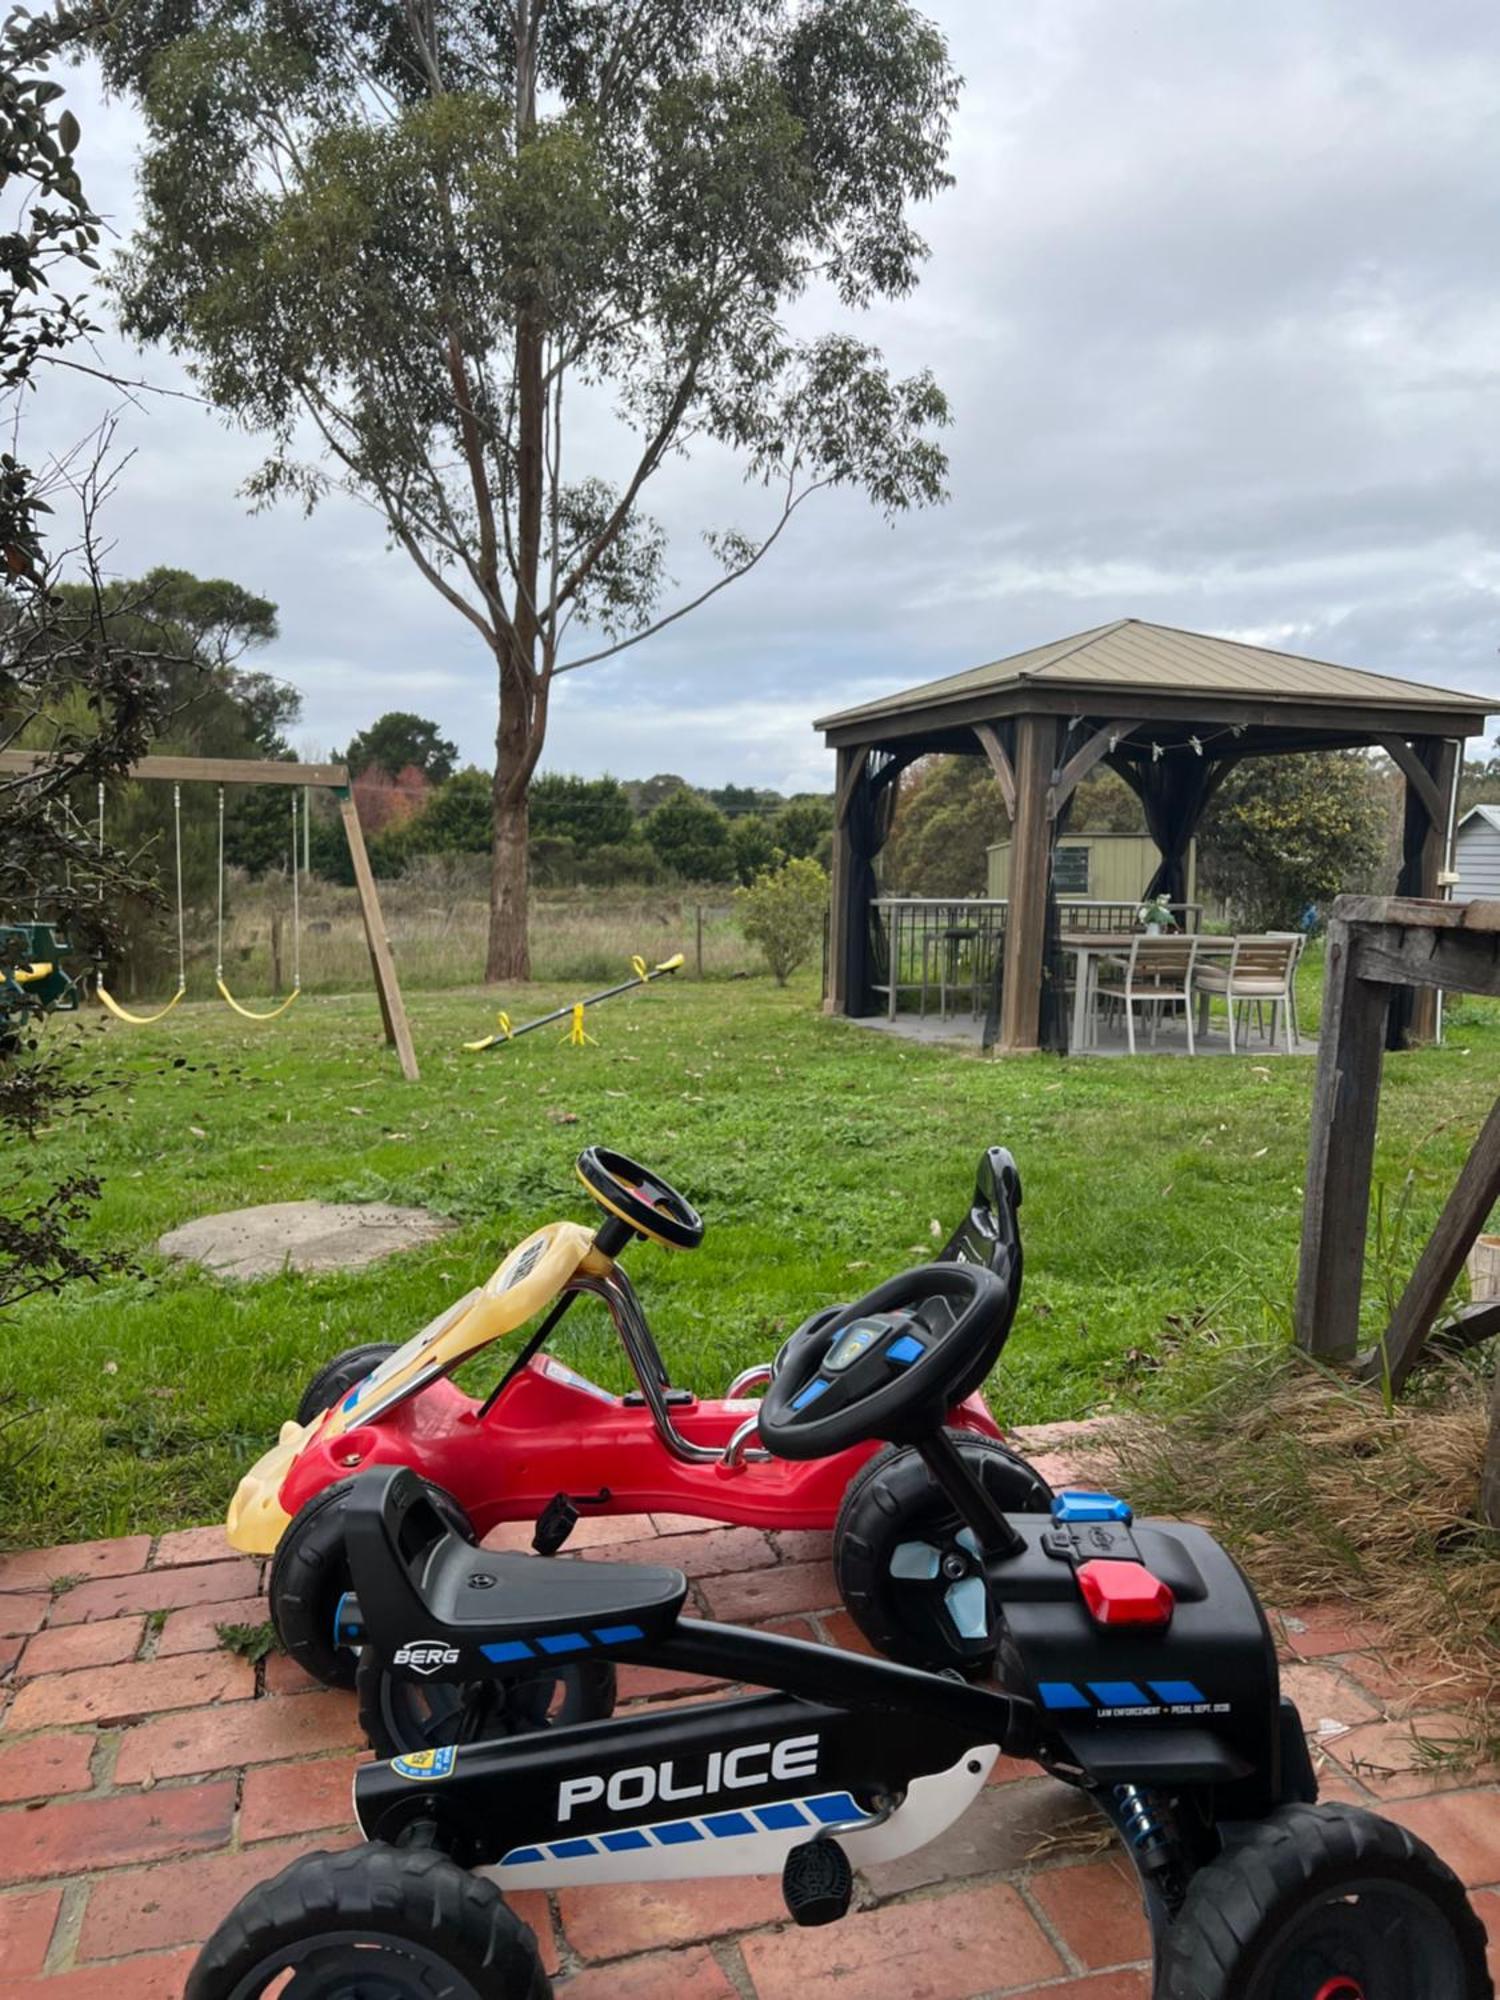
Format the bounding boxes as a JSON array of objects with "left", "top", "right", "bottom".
[{"left": 7, "top": 966, "right": 1498, "bottom": 1548}]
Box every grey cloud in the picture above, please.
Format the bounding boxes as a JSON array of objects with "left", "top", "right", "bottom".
[{"left": 26, "top": 1, "right": 1500, "bottom": 778}]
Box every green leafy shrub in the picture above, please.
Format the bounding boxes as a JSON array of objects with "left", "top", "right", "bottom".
[{"left": 735, "top": 857, "right": 828, "bottom": 985}]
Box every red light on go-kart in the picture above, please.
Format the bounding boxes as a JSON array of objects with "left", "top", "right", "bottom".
[{"left": 1076, "top": 1559, "right": 1174, "bottom": 1629}]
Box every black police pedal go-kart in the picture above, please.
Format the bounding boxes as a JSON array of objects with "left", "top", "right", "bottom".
[{"left": 188, "top": 1189, "right": 1491, "bottom": 1999}]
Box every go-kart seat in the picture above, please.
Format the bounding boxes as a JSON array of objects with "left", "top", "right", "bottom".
[
  {"left": 345, "top": 1469, "right": 687, "bottom": 1664},
  {"left": 938, "top": 1146, "right": 1022, "bottom": 1274}
]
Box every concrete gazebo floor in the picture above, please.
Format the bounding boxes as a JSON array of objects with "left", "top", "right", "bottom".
[
  {"left": 1, "top": 1423, "right": 1496, "bottom": 1997},
  {"left": 845, "top": 1013, "right": 1317, "bottom": 1057}
]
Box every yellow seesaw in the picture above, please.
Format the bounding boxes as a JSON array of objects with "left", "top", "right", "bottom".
[{"left": 464, "top": 953, "right": 683, "bottom": 1053}]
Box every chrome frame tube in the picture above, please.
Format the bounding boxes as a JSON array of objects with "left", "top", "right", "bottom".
[
  {"left": 725, "top": 1362, "right": 774, "bottom": 1399},
  {"left": 574, "top": 1269, "right": 724, "bottom": 1464},
  {"left": 722, "top": 1414, "right": 770, "bottom": 1469}
]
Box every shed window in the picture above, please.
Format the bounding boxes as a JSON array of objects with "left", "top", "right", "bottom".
[{"left": 1054, "top": 845, "right": 1090, "bottom": 895}]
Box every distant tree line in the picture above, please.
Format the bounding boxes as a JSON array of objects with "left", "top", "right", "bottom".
[{"left": 301, "top": 711, "right": 835, "bottom": 891}]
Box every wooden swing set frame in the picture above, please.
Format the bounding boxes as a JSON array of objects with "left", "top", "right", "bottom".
[{"left": 0, "top": 750, "right": 419, "bottom": 1081}]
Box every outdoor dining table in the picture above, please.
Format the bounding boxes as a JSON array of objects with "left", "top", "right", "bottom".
[{"left": 1059, "top": 931, "right": 1233, "bottom": 1054}]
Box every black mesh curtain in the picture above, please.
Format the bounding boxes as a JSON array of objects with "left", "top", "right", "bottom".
[
  {"left": 844, "top": 748, "right": 912, "bottom": 1017},
  {"left": 1112, "top": 747, "right": 1234, "bottom": 907}
]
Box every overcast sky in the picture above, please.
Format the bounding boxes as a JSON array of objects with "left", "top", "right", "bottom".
[{"left": 32, "top": 0, "right": 1500, "bottom": 792}]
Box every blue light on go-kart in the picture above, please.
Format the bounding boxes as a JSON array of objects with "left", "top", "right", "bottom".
[{"left": 1051, "top": 1491, "right": 1133, "bottom": 1525}]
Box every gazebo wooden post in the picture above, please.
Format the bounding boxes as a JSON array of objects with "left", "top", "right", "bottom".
[{"left": 997, "top": 712, "right": 1056, "bottom": 1053}]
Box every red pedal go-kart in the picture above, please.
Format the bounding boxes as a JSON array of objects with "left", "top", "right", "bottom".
[{"left": 229, "top": 1145, "right": 1052, "bottom": 1694}]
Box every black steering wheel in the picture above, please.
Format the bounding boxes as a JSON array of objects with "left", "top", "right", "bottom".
[
  {"left": 575, "top": 1145, "right": 704, "bottom": 1251},
  {"left": 758, "top": 1263, "right": 1014, "bottom": 1461}
]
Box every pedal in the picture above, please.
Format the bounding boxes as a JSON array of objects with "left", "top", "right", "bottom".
[
  {"left": 532, "top": 1493, "right": 580, "bottom": 1556},
  {"left": 781, "top": 1838, "right": 853, "bottom": 1927}
]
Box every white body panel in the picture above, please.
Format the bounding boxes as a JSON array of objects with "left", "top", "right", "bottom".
[{"left": 480, "top": 1745, "right": 998, "bottom": 1888}]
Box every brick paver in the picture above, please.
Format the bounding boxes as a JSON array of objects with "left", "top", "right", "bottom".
[{"left": 0, "top": 1430, "right": 1492, "bottom": 1996}]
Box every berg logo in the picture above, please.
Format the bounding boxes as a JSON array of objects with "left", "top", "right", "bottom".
[{"left": 393, "top": 1639, "right": 461, "bottom": 1675}]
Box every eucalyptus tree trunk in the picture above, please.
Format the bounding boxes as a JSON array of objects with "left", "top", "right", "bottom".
[
  {"left": 484, "top": 0, "right": 546, "bottom": 984},
  {"left": 487, "top": 695, "right": 531, "bottom": 982}
]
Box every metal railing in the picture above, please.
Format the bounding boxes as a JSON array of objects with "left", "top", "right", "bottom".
[{"left": 870, "top": 897, "right": 1201, "bottom": 1020}]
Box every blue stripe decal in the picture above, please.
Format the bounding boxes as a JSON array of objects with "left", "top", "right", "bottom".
[
  {"left": 1090, "top": 1681, "right": 1152, "bottom": 1708},
  {"left": 537, "top": 1631, "right": 590, "bottom": 1655},
  {"left": 1038, "top": 1681, "right": 1091, "bottom": 1710},
  {"left": 496, "top": 1792, "right": 870, "bottom": 1870},
  {"left": 753, "top": 1802, "right": 811, "bottom": 1831},
  {"left": 591, "top": 1624, "right": 645, "bottom": 1645},
  {"left": 481, "top": 1640, "right": 535, "bottom": 1664},
  {"left": 885, "top": 1334, "right": 925, "bottom": 1365},
  {"left": 1150, "top": 1680, "right": 1208, "bottom": 1705},
  {"left": 791, "top": 1376, "right": 831, "bottom": 1411}
]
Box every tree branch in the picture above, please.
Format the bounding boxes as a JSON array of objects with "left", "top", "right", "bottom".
[{"left": 554, "top": 477, "right": 829, "bottom": 675}]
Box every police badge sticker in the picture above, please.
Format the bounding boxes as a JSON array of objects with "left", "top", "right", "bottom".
[{"left": 391, "top": 1745, "right": 458, "bottom": 1782}]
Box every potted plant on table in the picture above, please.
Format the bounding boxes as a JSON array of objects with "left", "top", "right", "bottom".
[{"left": 1137, "top": 893, "right": 1177, "bottom": 936}]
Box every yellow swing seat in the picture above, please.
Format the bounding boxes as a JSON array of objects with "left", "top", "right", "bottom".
[
  {"left": 215, "top": 976, "right": 301, "bottom": 1022},
  {"left": 97, "top": 980, "right": 187, "bottom": 1027}
]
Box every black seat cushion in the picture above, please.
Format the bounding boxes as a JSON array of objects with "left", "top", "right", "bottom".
[{"left": 415, "top": 1540, "right": 687, "bottom": 1657}]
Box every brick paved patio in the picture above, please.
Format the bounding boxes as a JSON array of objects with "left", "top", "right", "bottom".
[{"left": 1, "top": 1427, "right": 1497, "bottom": 1997}]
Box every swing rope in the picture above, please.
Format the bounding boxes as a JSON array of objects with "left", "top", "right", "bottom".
[
  {"left": 216, "top": 785, "right": 302, "bottom": 1021},
  {"left": 96, "top": 782, "right": 188, "bottom": 1026}
]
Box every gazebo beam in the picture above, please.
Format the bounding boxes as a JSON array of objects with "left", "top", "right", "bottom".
[
  {"left": 1049, "top": 719, "right": 1138, "bottom": 818},
  {"left": 972, "top": 722, "right": 1015, "bottom": 817}
]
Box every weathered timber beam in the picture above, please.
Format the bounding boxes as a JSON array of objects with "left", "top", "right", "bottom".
[
  {"left": 1352, "top": 925, "right": 1500, "bottom": 998},
  {"left": 1048, "top": 719, "right": 1137, "bottom": 818},
  {"left": 973, "top": 722, "right": 1016, "bottom": 819},
  {"left": 0, "top": 750, "right": 351, "bottom": 789}
]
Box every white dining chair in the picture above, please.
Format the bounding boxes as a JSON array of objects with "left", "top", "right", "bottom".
[
  {"left": 1191, "top": 935, "right": 1301, "bottom": 1054},
  {"left": 1093, "top": 935, "right": 1198, "bottom": 1056}
]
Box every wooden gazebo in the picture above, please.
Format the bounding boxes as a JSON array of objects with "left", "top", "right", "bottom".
[{"left": 816, "top": 619, "right": 1492, "bottom": 1052}]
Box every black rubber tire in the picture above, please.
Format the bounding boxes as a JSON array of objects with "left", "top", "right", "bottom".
[
  {"left": 269, "top": 1477, "right": 472, "bottom": 1693},
  {"left": 186, "top": 1842, "right": 551, "bottom": 2000},
  {"left": 833, "top": 1432, "right": 1053, "bottom": 1671},
  {"left": 1156, "top": 1802, "right": 1492, "bottom": 2000},
  {"left": 357, "top": 1642, "right": 618, "bottom": 1757},
  {"left": 294, "top": 1341, "right": 400, "bottom": 1428}
]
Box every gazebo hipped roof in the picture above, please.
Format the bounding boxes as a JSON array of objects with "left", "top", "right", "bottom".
[{"left": 817, "top": 618, "right": 1493, "bottom": 747}]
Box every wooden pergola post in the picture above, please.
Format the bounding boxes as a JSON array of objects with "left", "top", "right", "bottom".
[
  {"left": 997, "top": 713, "right": 1056, "bottom": 1053},
  {"left": 1388, "top": 735, "right": 1460, "bottom": 1047},
  {"left": 1295, "top": 894, "right": 1500, "bottom": 1373},
  {"left": 1292, "top": 911, "right": 1388, "bottom": 1359},
  {"left": 337, "top": 788, "right": 419, "bottom": 1081}
]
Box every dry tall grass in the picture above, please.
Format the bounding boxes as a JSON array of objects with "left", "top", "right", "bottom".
[
  {"left": 125, "top": 863, "right": 756, "bottom": 997},
  {"left": 1096, "top": 1348, "right": 1500, "bottom": 1748}
]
